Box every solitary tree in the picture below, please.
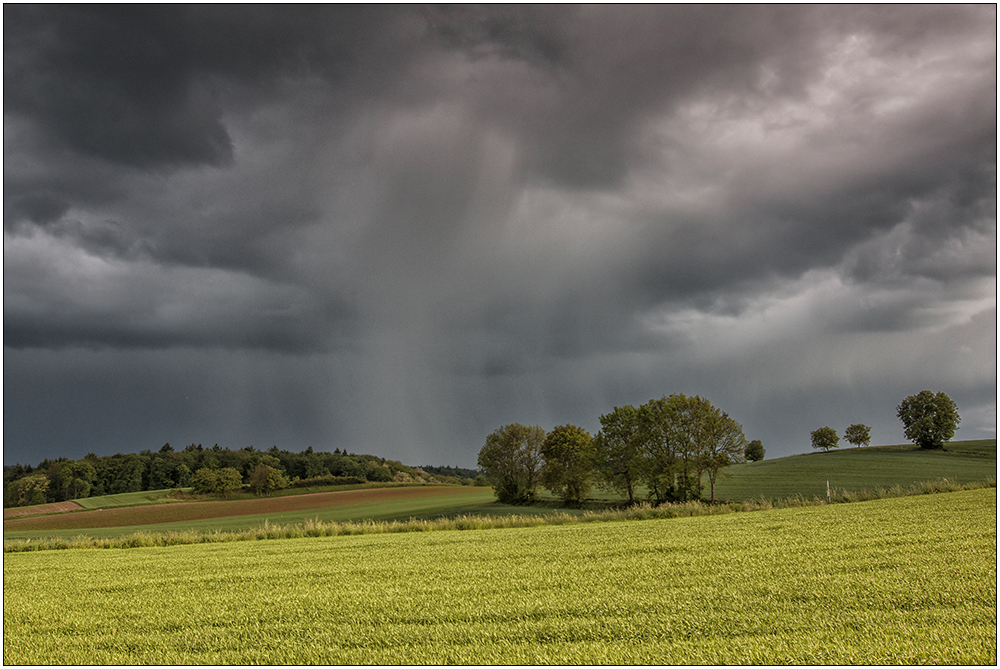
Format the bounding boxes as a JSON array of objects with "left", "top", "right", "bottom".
[
  {"left": 477, "top": 424, "right": 545, "bottom": 504},
  {"left": 745, "top": 439, "right": 765, "bottom": 462},
  {"left": 844, "top": 424, "right": 871, "bottom": 449},
  {"left": 811, "top": 427, "right": 839, "bottom": 452},
  {"left": 897, "top": 391, "right": 960, "bottom": 450},
  {"left": 541, "top": 424, "right": 595, "bottom": 506},
  {"left": 593, "top": 405, "right": 644, "bottom": 504}
]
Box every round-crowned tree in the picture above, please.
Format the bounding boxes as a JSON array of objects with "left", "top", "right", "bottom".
[
  {"left": 811, "top": 427, "right": 839, "bottom": 452},
  {"left": 215, "top": 467, "right": 243, "bottom": 499},
  {"left": 541, "top": 424, "right": 595, "bottom": 506},
  {"left": 844, "top": 424, "right": 871, "bottom": 449},
  {"left": 745, "top": 439, "right": 765, "bottom": 462},
  {"left": 191, "top": 468, "right": 218, "bottom": 494},
  {"left": 897, "top": 391, "right": 960, "bottom": 450},
  {"left": 477, "top": 424, "right": 545, "bottom": 504}
]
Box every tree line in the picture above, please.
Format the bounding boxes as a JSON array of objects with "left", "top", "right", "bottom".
[
  {"left": 3, "top": 443, "right": 482, "bottom": 508},
  {"left": 477, "top": 393, "right": 764, "bottom": 508}
]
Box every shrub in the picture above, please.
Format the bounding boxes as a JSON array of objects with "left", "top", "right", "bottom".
[{"left": 289, "top": 475, "right": 366, "bottom": 488}]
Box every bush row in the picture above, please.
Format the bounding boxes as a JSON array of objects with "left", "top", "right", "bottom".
[{"left": 289, "top": 475, "right": 367, "bottom": 488}]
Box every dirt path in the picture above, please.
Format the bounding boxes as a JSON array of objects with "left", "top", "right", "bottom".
[{"left": 3, "top": 486, "right": 485, "bottom": 531}]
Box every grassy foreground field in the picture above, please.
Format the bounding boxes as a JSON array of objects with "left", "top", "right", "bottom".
[{"left": 4, "top": 488, "right": 995, "bottom": 664}]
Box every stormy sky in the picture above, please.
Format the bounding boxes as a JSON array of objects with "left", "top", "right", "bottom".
[{"left": 4, "top": 5, "right": 996, "bottom": 468}]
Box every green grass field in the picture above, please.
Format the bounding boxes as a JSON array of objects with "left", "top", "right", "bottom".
[
  {"left": 3, "top": 488, "right": 994, "bottom": 664},
  {"left": 942, "top": 438, "right": 997, "bottom": 456},
  {"left": 714, "top": 441, "right": 996, "bottom": 502},
  {"left": 72, "top": 488, "right": 181, "bottom": 509}
]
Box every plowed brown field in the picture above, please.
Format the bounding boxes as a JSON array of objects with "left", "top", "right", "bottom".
[
  {"left": 3, "top": 501, "right": 84, "bottom": 519},
  {"left": 3, "top": 486, "right": 482, "bottom": 531}
]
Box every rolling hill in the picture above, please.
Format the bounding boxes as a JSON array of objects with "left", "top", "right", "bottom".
[{"left": 3, "top": 439, "right": 994, "bottom": 541}]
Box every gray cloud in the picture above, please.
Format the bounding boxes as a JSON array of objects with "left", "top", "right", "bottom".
[{"left": 3, "top": 5, "right": 995, "bottom": 467}]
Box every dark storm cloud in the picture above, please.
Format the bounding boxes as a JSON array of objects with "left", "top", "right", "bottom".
[
  {"left": 3, "top": 5, "right": 413, "bottom": 168},
  {"left": 3, "top": 5, "right": 995, "bottom": 466}
]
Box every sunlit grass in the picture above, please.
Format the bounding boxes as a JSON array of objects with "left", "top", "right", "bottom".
[{"left": 4, "top": 488, "right": 994, "bottom": 664}]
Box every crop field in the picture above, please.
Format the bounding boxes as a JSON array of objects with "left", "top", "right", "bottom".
[
  {"left": 3, "top": 486, "right": 494, "bottom": 539},
  {"left": 2, "top": 501, "right": 83, "bottom": 519},
  {"left": 4, "top": 489, "right": 188, "bottom": 520},
  {"left": 3, "top": 488, "right": 995, "bottom": 665}
]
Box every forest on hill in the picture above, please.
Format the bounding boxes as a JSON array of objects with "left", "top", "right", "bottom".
[{"left": 3, "top": 444, "right": 481, "bottom": 508}]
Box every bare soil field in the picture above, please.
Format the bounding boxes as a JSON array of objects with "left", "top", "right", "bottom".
[
  {"left": 3, "top": 501, "right": 83, "bottom": 519},
  {"left": 3, "top": 486, "right": 481, "bottom": 531}
]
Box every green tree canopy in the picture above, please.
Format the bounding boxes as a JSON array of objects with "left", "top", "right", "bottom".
[
  {"left": 745, "top": 439, "right": 765, "bottom": 462},
  {"left": 811, "top": 427, "right": 839, "bottom": 452},
  {"left": 639, "top": 394, "right": 708, "bottom": 504},
  {"left": 10, "top": 474, "right": 49, "bottom": 507},
  {"left": 216, "top": 467, "right": 243, "bottom": 499},
  {"left": 844, "top": 424, "right": 871, "bottom": 449},
  {"left": 477, "top": 424, "right": 545, "bottom": 504},
  {"left": 896, "top": 391, "right": 960, "bottom": 450},
  {"left": 700, "top": 407, "right": 747, "bottom": 503},
  {"left": 593, "top": 405, "right": 644, "bottom": 504},
  {"left": 540, "top": 424, "right": 595, "bottom": 506},
  {"left": 191, "top": 468, "right": 218, "bottom": 494},
  {"left": 61, "top": 460, "right": 96, "bottom": 500},
  {"left": 247, "top": 464, "right": 289, "bottom": 496}
]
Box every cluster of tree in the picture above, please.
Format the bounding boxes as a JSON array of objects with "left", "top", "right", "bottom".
[
  {"left": 3, "top": 443, "right": 457, "bottom": 508},
  {"left": 477, "top": 394, "right": 761, "bottom": 507},
  {"left": 811, "top": 391, "right": 961, "bottom": 454},
  {"left": 418, "top": 465, "right": 487, "bottom": 486},
  {"left": 810, "top": 424, "right": 871, "bottom": 452}
]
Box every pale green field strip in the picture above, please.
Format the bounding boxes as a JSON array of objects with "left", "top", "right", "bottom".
[
  {"left": 72, "top": 489, "right": 184, "bottom": 509},
  {"left": 4, "top": 488, "right": 995, "bottom": 665},
  {"left": 71, "top": 482, "right": 452, "bottom": 511},
  {"left": 3, "top": 488, "right": 500, "bottom": 540}
]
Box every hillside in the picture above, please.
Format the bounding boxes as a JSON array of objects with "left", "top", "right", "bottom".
[
  {"left": 713, "top": 439, "right": 996, "bottom": 502},
  {"left": 2, "top": 443, "right": 472, "bottom": 509}
]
